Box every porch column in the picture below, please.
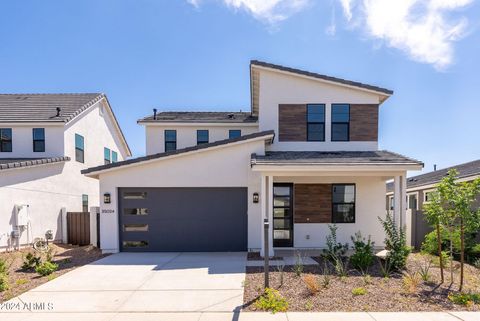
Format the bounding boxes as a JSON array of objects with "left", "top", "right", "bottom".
[
  {"left": 267, "top": 175, "right": 274, "bottom": 257},
  {"left": 393, "top": 175, "right": 401, "bottom": 227},
  {"left": 400, "top": 174, "right": 407, "bottom": 229},
  {"left": 260, "top": 174, "right": 267, "bottom": 257}
]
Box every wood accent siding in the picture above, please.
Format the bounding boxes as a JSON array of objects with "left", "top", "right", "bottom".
[
  {"left": 350, "top": 104, "right": 378, "bottom": 141},
  {"left": 278, "top": 104, "right": 307, "bottom": 141},
  {"left": 294, "top": 184, "right": 332, "bottom": 223},
  {"left": 67, "top": 212, "right": 91, "bottom": 246}
]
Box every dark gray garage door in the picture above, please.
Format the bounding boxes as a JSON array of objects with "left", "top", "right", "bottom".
[{"left": 118, "top": 187, "right": 247, "bottom": 252}]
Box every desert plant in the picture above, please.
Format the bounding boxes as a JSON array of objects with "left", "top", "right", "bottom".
[
  {"left": 16, "top": 278, "right": 29, "bottom": 285},
  {"left": 35, "top": 261, "right": 58, "bottom": 276},
  {"left": 352, "top": 287, "right": 367, "bottom": 296},
  {"left": 293, "top": 252, "right": 304, "bottom": 277},
  {"left": 0, "top": 273, "right": 9, "bottom": 292},
  {"left": 350, "top": 231, "right": 375, "bottom": 273},
  {"left": 0, "top": 258, "right": 7, "bottom": 274},
  {"left": 45, "top": 248, "right": 56, "bottom": 263},
  {"left": 305, "top": 300, "right": 313, "bottom": 311},
  {"left": 379, "top": 258, "right": 393, "bottom": 278},
  {"left": 448, "top": 292, "right": 480, "bottom": 306},
  {"left": 22, "top": 252, "right": 41, "bottom": 270},
  {"left": 303, "top": 274, "right": 320, "bottom": 295},
  {"left": 418, "top": 257, "right": 432, "bottom": 282},
  {"left": 323, "top": 224, "right": 349, "bottom": 262},
  {"left": 473, "top": 258, "right": 480, "bottom": 269},
  {"left": 378, "top": 213, "right": 410, "bottom": 271},
  {"left": 254, "top": 288, "right": 288, "bottom": 313},
  {"left": 362, "top": 274, "right": 373, "bottom": 285},
  {"left": 333, "top": 255, "right": 349, "bottom": 278},
  {"left": 276, "top": 262, "right": 285, "bottom": 287},
  {"left": 402, "top": 271, "right": 422, "bottom": 293},
  {"left": 320, "top": 261, "right": 331, "bottom": 288}
]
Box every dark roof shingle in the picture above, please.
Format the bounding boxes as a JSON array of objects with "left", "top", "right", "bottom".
[
  {"left": 138, "top": 111, "right": 257, "bottom": 123},
  {"left": 251, "top": 150, "right": 422, "bottom": 166},
  {"left": 0, "top": 93, "right": 104, "bottom": 123},
  {"left": 82, "top": 130, "right": 275, "bottom": 175},
  {"left": 0, "top": 157, "right": 70, "bottom": 170},
  {"left": 251, "top": 60, "right": 393, "bottom": 95},
  {"left": 386, "top": 159, "right": 480, "bottom": 192}
]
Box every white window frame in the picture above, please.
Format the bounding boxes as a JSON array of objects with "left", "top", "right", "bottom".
[{"left": 423, "top": 189, "right": 436, "bottom": 204}]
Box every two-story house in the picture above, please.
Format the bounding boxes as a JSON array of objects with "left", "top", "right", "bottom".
[
  {"left": 82, "top": 61, "right": 423, "bottom": 255},
  {"left": 0, "top": 94, "right": 131, "bottom": 250}
]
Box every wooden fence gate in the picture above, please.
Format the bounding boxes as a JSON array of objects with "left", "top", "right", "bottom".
[{"left": 67, "top": 212, "right": 90, "bottom": 245}]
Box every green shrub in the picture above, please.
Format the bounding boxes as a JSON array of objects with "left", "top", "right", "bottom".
[
  {"left": 421, "top": 228, "right": 477, "bottom": 256},
  {"left": 352, "top": 287, "right": 367, "bottom": 296},
  {"left": 0, "top": 258, "right": 7, "bottom": 274},
  {"left": 22, "top": 252, "right": 41, "bottom": 270},
  {"left": 35, "top": 261, "right": 58, "bottom": 276},
  {"left": 322, "top": 224, "right": 349, "bottom": 262},
  {"left": 379, "top": 213, "right": 410, "bottom": 271},
  {"left": 448, "top": 292, "right": 480, "bottom": 306},
  {"left": 16, "top": 278, "right": 29, "bottom": 285},
  {"left": 350, "top": 231, "right": 375, "bottom": 272},
  {"left": 254, "top": 288, "right": 288, "bottom": 313},
  {"left": 0, "top": 273, "right": 9, "bottom": 292}
]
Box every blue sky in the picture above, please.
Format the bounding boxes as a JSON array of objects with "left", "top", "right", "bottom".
[{"left": 0, "top": 0, "right": 479, "bottom": 175}]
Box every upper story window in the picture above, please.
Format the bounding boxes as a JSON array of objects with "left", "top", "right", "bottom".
[
  {"left": 75, "top": 134, "right": 84, "bottom": 163},
  {"left": 112, "top": 151, "right": 118, "bottom": 163},
  {"left": 332, "top": 184, "right": 355, "bottom": 223},
  {"left": 32, "top": 128, "right": 45, "bottom": 152},
  {"left": 307, "top": 104, "right": 325, "bottom": 141},
  {"left": 0, "top": 128, "right": 12, "bottom": 152},
  {"left": 197, "top": 130, "right": 209, "bottom": 145},
  {"left": 164, "top": 130, "right": 177, "bottom": 152},
  {"left": 331, "top": 104, "right": 350, "bottom": 141},
  {"left": 104, "top": 147, "right": 111, "bottom": 165},
  {"left": 229, "top": 129, "right": 241, "bottom": 139}
]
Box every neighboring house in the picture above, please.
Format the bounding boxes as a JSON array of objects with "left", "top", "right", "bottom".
[
  {"left": 0, "top": 94, "right": 131, "bottom": 250},
  {"left": 82, "top": 60, "right": 423, "bottom": 255},
  {"left": 386, "top": 159, "right": 480, "bottom": 249}
]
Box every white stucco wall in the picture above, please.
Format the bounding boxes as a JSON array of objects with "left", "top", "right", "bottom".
[
  {"left": 0, "top": 124, "right": 65, "bottom": 158},
  {"left": 258, "top": 68, "right": 382, "bottom": 151},
  {"left": 272, "top": 175, "right": 388, "bottom": 248},
  {"left": 0, "top": 101, "right": 129, "bottom": 250},
  {"left": 144, "top": 124, "right": 258, "bottom": 155},
  {"left": 96, "top": 139, "right": 266, "bottom": 253}
]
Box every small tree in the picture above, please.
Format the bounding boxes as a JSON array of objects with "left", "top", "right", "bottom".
[
  {"left": 423, "top": 190, "right": 445, "bottom": 283},
  {"left": 426, "top": 169, "right": 480, "bottom": 290}
]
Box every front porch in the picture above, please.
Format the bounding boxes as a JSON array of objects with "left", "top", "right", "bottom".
[{"left": 250, "top": 151, "right": 423, "bottom": 257}]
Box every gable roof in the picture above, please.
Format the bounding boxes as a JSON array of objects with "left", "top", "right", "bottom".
[
  {"left": 386, "top": 159, "right": 480, "bottom": 193},
  {"left": 0, "top": 93, "right": 131, "bottom": 156},
  {"left": 251, "top": 150, "right": 422, "bottom": 166},
  {"left": 0, "top": 93, "right": 104, "bottom": 123},
  {"left": 82, "top": 130, "right": 275, "bottom": 176},
  {"left": 250, "top": 60, "right": 394, "bottom": 96},
  {"left": 0, "top": 157, "right": 70, "bottom": 171},
  {"left": 138, "top": 111, "right": 257, "bottom": 124}
]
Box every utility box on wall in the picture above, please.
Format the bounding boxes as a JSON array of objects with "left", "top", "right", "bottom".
[{"left": 15, "top": 204, "right": 30, "bottom": 227}]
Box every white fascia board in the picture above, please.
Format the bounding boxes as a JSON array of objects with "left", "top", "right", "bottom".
[
  {"left": 138, "top": 122, "right": 258, "bottom": 127},
  {"left": 251, "top": 163, "right": 423, "bottom": 173},
  {"left": 251, "top": 65, "right": 392, "bottom": 101},
  {"left": 84, "top": 134, "right": 274, "bottom": 178}
]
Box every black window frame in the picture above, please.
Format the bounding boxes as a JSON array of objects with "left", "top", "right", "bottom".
[
  {"left": 229, "top": 129, "right": 241, "bottom": 139},
  {"left": 75, "top": 133, "right": 84, "bottom": 163},
  {"left": 331, "top": 183, "right": 356, "bottom": 223},
  {"left": 104, "top": 147, "right": 111, "bottom": 165},
  {"left": 0, "top": 128, "right": 13, "bottom": 152},
  {"left": 306, "top": 104, "right": 325, "bottom": 142},
  {"left": 331, "top": 104, "right": 350, "bottom": 142},
  {"left": 32, "top": 128, "right": 45, "bottom": 152},
  {"left": 197, "top": 129, "right": 209, "bottom": 145},
  {"left": 164, "top": 130, "right": 177, "bottom": 152},
  {"left": 82, "top": 194, "right": 88, "bottom": 212}
]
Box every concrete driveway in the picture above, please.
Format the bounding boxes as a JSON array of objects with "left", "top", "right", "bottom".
[{"left": 4, "top": 252, "right": 247, "bottom": 315}]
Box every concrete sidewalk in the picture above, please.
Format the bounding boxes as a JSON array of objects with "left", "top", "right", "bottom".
[{"left": 0, "top": 311, "right": 478, "bottom": 321}]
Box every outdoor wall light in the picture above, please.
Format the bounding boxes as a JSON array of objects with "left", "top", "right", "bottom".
[
  {"left": 253, "top": 192, "right": 259, "bottom": 203},
  {"left": 104, "top": 193, "right": 111, "bottom": 204}
]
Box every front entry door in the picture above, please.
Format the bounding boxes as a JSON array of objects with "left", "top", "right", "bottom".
[{"left": 273, "top": 184, "right": 293, "bottom": 247}]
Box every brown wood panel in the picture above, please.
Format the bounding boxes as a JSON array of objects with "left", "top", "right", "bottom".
[
  {"left": 278, "top": 104, "right": 307, "bottom": 141},
  {"left": 67, "top": 212, "right": 90, "bottom": 246},
  {"left": 294, "top": 184, "right": 332, "bottom": 223},
  {"left": 350, "top": 104, "right": 378, "bottom": 141}
]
